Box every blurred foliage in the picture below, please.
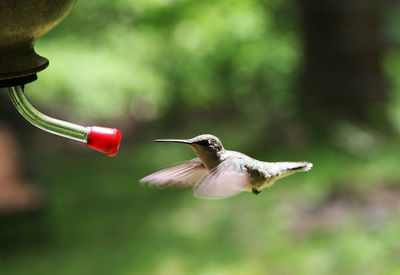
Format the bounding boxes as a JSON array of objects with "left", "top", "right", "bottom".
[{"left": 30, "top": 0, "right": 300, "bottom": 121}]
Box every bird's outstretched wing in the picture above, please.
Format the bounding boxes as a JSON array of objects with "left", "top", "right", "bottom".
[
  {"left": 141, "top": 158, "right": 249, "bottom": 199},
  {"left": 140, "top": 158, "right": 207, "bottom": 188},
  {"left": 193, "top": 158, "right": 249, "bottom": 199}
]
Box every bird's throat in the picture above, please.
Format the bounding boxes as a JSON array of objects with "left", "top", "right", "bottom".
[{"left": 191, "top": 148, "right": 222, "bottom": 170}]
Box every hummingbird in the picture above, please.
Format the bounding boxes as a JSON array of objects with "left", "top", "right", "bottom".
[{"left": 140, "top": 134, "right": 312, "bottom": 199}]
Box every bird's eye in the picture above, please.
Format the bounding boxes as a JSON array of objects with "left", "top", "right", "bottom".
[{"left": 197, "top": 140, "right": 210, "bottom": 146}]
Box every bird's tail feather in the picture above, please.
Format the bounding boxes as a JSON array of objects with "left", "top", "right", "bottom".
[
  {"left": 285, "top": 161, "right": 313, "bottom": 172},
  {"left": 272, "top": 161, "right": 313, "bottom": 180}
]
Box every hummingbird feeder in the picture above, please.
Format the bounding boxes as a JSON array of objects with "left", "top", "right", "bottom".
[{"left": 0, "top": 0, "right": 121, "bottom": 156}]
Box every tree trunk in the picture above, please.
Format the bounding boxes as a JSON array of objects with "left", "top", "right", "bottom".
[{"left": 298, "top": 0, "right": 389, "bottom": 125}]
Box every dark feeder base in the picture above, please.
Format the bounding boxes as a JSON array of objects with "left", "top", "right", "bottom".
[
  {"left": 0, "top": 0, "right": 77, "bottom": 84},
  {"left": 0, "top": 75, "right": 38, "bottom": 89}
]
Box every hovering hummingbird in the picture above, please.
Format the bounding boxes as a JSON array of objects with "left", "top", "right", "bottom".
[{"left": 140, "top": 134, "right": 312, "bottom": 199}]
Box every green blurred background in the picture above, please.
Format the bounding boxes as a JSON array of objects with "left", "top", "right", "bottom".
[{"left": 2, "top": 0, "right": 400, "bottom": 274}]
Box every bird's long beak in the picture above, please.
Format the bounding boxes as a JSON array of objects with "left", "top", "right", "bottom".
[{"left": 154, "top": 139, "right": 193, "bottom": 144}]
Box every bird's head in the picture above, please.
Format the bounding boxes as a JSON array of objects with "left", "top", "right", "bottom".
[
  {"left": 187, "top": 134, "right": 224, "bottom": 153},
  {"left": 155, "top": 134, "right": 224, "bottom": 169}
]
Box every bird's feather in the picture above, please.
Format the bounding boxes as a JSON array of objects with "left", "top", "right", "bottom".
[
  {"left": 141, "top": 157, "right": 249, "bottom": 199},
  {"left": 193, "top": 158, "right": 249, "bottom": 199},
  {"left": 140, "top": 158, "right": 207, "bottom": 188},
  {"left": 264, "top": 161, "right": 313, "bottom": 179}
]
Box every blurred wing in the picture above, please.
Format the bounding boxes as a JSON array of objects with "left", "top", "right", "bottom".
[
  {"left": 140, "top": 158, "right": 207, "bottom": 188},
  {"left": 193, "top": 159, "right": 249, "bottom": 199}
]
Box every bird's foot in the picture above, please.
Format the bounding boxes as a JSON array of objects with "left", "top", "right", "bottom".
[{"left": 252, "top": 187, "right": 261, "bottom": 195}]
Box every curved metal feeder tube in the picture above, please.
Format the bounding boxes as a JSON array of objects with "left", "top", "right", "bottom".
[{"left": 8, "top": 86, "right": 121, "bottom": 156}]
